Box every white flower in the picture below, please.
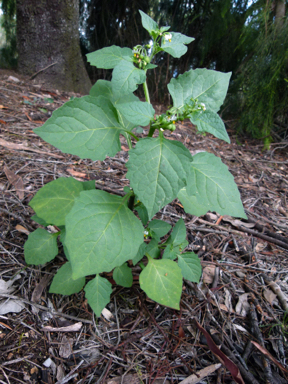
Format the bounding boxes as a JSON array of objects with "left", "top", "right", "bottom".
[
  {"left": 160, "top": 128, "right": 164, "bottom": 131},
  {"left": 200, "top": 102, "right": 206, "bottom": 111},
  {"left": 168, "top": 114, "right": 176, "bottom": 122},
  {"left": 164, "top": 33, "right": 172, "bottom": 41},
  {"left": 144, "top": 231, "right": 149, "bottom": 236}
]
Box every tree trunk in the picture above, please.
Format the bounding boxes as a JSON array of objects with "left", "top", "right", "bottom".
[
  {"left": 275, "top": 0, "right": 285, "bottom": 26},
  {"left": 16, "top": 0, "right": 91, "bottom": 94}
]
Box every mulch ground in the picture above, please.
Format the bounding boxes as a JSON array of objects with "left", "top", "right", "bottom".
[{"left": 0, "top": 68, "right": 288, "bottom": 384}]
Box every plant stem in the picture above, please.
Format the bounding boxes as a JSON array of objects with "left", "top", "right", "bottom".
[
  {"left": 143, "top": 75, "right": 156, "bottom": 137},
  {"left": 125, "top": 132, "right": 133, "bottom": 150},
  {"left": 147, "top": 127, "right": 156, "bottom": 137},
  {"left": 143, "top": 78, "right": 150, "bottom": 104}
]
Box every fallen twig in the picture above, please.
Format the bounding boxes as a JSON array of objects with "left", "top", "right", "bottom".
[
  {"left": 261, "top": 274, "right": 288, "bottom": 311},
  {"left": 30, "top": 62, "right": 58, "bottom": 80}
]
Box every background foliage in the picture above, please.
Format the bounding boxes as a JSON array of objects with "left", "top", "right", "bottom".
[
  {"left": 1, "top": 0, "right": 287, "bottom": 142},
  {"left": 0, "top": 0, "right": 16, "bottom": 68}
]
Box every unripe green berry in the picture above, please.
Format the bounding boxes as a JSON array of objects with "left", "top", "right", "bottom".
[{"left": 167, "top": 123, "right": 176, "bottom": 131}]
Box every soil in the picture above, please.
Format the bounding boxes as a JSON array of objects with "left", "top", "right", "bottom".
[{"left": 0, "top": 69, "right": 288, "bottom": 384}]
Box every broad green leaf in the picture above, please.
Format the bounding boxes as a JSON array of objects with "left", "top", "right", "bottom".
[
  {"left": 190, "top": 110, "right": 230, "bottom": 143},
  {"left": 89, "top": 79, "right": 139, "bottom": 131},
  {"left": 35, "top": 96, "right": 125, "bottom": 161},
  {"left": 147, "top": 220, "right": 171, "bottom": 241},
  {"left": 49, "top": 262, "right": 85, "bottom": 295},
  {"left": 162, "top": 244, "right": 177, "bottom": 260},
  {"left": 178, "top": 152, "right": 247, "bottom": 218},
  {"left": 86, "top": 46, "right": 132, "bottom": 69},
  {"left": 117, "top": 101, "right": 155, "bottom": 126},
  {"left": 134, "top": 126, "right": 144, "bottom": 134},
  {"left": 24, "top": 228, "right": 58, "bottom": 265},
  {"left": 145, "top": 239, "right": 160, "bottom": 259},
  {"left": 132, "top": 242, "right": 146, "bottom": 266},
  {"left": 177, "top": 252, "right": 202, "bottom": 282},
  {"left": 163, "top": 240, "right": 188, "bottom": 260},
  {"left": 112, "top": 61, "right": 146, "bottom": 96},
  {"left": 83, "top": 180, "right": 96, "bottom": 190},
  {"left": 85, "top": 275, "right": 112, "bottom": 317},
  {"left": 113, "top": 263, "right": 133, "bottom": 288},
  {"left": 30, "top": 214, "right": 48, "bottom": 226},
  {"left": 65, "top": 190, "right": 144, "bottom": 279},
  {"left": 126, "top": 133, "right": 193, "bottom": 219},
  {"left": 170, "top": 218, "right": 187, "bottom": 245},
  {"left": 29, "top": 177, "right": 89, "bottom": 226},
  {"left": 139, "top": 10, "right": 158, "bottom": 34},
  {"left": 135, "top": 203, "right": 149, "bottom": 226},
  {"left": 167, "top": 68, "right": 231, "bottom": 112},
  {"left": 59, "top": 227, "right": 70, "bottom": 261},
  {"left": 160, "top": 26, "right": 171, "bottom": 33},
  {"left": 89, "top": 79, "right": 113, "bottom": 98},
  {"left": 161, "top": 32, "right": 194, "bottom": 58},
  {"left": 162, "top": 220, "right": 188, "bottom": 260},
  {"left": 146, "top": 63, "right": 158, "bottom": 70},
  {"left": 139, "top": 258, "right": 183, "bottom": 309}
]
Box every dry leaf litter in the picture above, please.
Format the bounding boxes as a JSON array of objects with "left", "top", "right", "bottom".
[{"left": 0, "top": 69, "right": 288, "bottom": 384}]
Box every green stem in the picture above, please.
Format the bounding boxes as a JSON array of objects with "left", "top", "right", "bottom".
[
  {"left": 147, "top": 127, "right": 156, "bottom": 137},
  {"left": 124, "top": 132, "right": 133, "bottom": 150},
  {"left": 143, "top": 76, "right": 155, "bottom": 137},
  {"left": 143, "top": 78, "right": 150, "bottom": 104}
]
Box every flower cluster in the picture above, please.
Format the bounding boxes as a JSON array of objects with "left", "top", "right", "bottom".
[{"left": 132, "top": 45, "right": 150, "bottom": 69}]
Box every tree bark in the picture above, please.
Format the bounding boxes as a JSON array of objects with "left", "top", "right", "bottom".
[
  {"left": 275, "top": 0, "right": 285, "bottom": 26},
  {"left": 16, "top": 0, "right": 91, "bottom": 94}
]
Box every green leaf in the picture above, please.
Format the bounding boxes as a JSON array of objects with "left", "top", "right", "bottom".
[
  {"left": 146, "top": 63, "right": 157, "bottom": 70},
  {"left": 162, "top": 220, "right": 188, "bottom": 260},
  {"left": 139, "top": 10, "right": 158, "bottom": 34},
  {"left": 160, "top": 26, "right": 171, "bottom": 33},
  {"left": 178, "top": 152, "right": 247, "bottom": 218},
  {"left": 135, "top": 203, "right": 149, "bottom": 226},
  {"left": 170, "top": 218, "right": 187, "bottom": 245},
  {"left": 147, "top": 220, "right": 171, "bottom": 241},
  {"left": 30, "top": 214, "right": 48, "bottom": 226},
  {"left": 29, "top": 177, "right": 88, "bottom": 226},
  {"left": 112, "top": 61, "right": 146, "bottom": 96},
  {"left": 49, "top": 262, "right": 85, "bottom": 295},
  {"left": 145, "top": 239, "right": 160, "bottom": 259},
  {"left": 59, "top": 227, "right": 70, "bottom": 261},
  {"left": 161, "top": 32, "right": 194, "bottom": 58},
  {"left": 163, "top": 240, "right": 188, "bottom": 260},
  {"left": 162, "top": 244, "right": 177, "bottom": 260},
  {"left": 86, "top": 46, "right": 132, "bottom": 69},
  {"left": 24, "top": 228, "right": 58, "bottom": 265},
  {"left": 167, "top": 68, "right": 232, "bottom": 112},
  {"left": 134, "top": 126, "right": 144, "bottom": 134},
  {"left": 65, "top": 190, "right": 144, "bottom": 279},
  {"left": 126, "top": 133, "right": 193, "bottom": 219},
  {"left": 132, "top": 242, "right": 146, "bottom": 266},
  {"left": 117, "top": 101, "right": 155, "bottom": 126},
  {"left": 139, "top": 258, "right": 183, "bottom": 309},
  {"left": 83, "top": 180, "right": 96, "bottom": 190},
  {"left": 35, "top": 96, "right": 125, "bottom": 161},
  {"left": 177, "top": 252, "right": 202, "bottom": 282},
  {"left": 113, "top": 263, "right": 133, "bottom": 288},
  {"left": 89, "top": 79, "right": 113, "bottom": 98},
  {"left": 89, "top": 79, "right": 140, "bottom": 131},
  {"left": 190, "top": 110, "right": 230, "bottom": 143},
  {"left": 84, "top": 275, "right": 112, "bottom": 317}
]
